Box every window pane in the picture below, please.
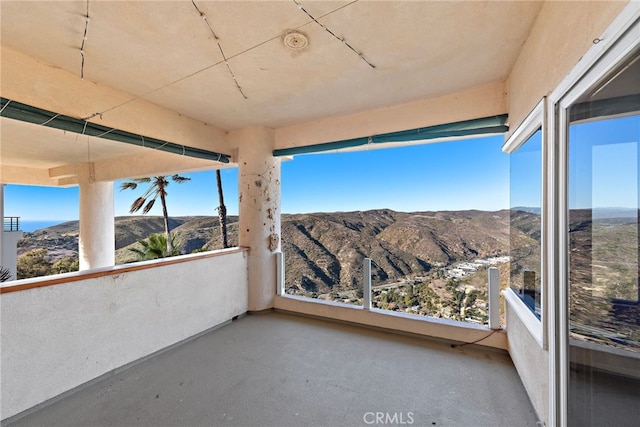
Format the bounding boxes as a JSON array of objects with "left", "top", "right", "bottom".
[
  {"left": 281, "top": 137, "right": 511, "bottom": 324},
  {"left": 568, "top": 107, "right": 640, "bottom": 426},
  {"left": 509, "top": 128, "right": 542, "bottom": 318},
  {"left": 568, "top": 115, "right": 640, "bottom": 350}
]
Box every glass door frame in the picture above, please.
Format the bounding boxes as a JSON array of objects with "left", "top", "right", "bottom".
[{"left": 549, "top": 8, "right": 640, "bottom": 426}]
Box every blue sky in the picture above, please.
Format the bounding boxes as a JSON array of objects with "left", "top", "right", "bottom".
[
  {"left": 6, "top": 114, "right": 638, "bottom": 223},
  {"left": 5, "top": 134, "right": 515, "bottom": 222},
  {"left": 510, "top": 129, "right": 541, "bottom": 209},
  {"left": 4, "top": 168, "right": 239, "bottom": 221},
  {"left": 281, "top": 135, "right": 510, "bottom": 213},
  {"left": 569, "top": 115, "right": 640, "bottom": 209}
]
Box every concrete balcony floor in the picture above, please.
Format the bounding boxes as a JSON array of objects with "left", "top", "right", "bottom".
[{"left": 7, "top": 311, "right": 538, "bottom": 427}]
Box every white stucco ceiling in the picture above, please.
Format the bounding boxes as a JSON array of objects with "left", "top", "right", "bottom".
[{"left": 0, "top": 0, "right": 545, "bottom": 185}]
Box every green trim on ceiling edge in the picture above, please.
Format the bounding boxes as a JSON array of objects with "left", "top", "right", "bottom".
[
  {"left": 273, "top": 114, "right": 508, "bottom": 157},
  {"left": 0, "top": 98, "right": 230, "bottom": 163}
]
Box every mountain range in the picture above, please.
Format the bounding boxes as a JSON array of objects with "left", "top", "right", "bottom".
[
  {"left": 17, "top": 209, "right": 536, "bottom": 295},
  {"left": 17, "top": 209, "right": 638, "bottom": 348},
  {"left": 281, "top": 209, "right": 516, "bottom": 294}
]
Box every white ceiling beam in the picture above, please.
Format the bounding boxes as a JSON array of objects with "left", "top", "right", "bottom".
[
  {"left": 1, "top": 165, "right": 63, "bottom": 187},
  {"left": 5, "top": 151, "right": 234, "bottom": 188},
  {"left": 90, "top": 150, "right": 231, "bottom": 183},
  {"left": 48, "top": 164, "right": 78, "bottom": 179}
]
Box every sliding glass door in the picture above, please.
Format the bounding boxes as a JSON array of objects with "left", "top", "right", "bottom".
[{"left": 562, "top": 48, "right": 640, "bottom": 426}]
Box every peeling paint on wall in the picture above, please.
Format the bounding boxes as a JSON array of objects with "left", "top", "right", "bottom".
[{"left": 269, "top": 233, "right": 279, "bottom": 252}]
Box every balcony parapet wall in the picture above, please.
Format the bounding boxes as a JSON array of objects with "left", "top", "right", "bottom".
[
  {"left": 274, "top": 294, "right": 508, "bottom": 351},
  {"left": 0, "top": 248, "right": 249, "bottom": 421}
]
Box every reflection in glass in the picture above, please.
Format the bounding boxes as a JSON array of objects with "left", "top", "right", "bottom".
[
  {"left": 510, "top": 128, "right": 542, "bottom": 318},
  {"left": 569, "top": 116, "right": 640, "bottom": 352},
  {"left": 568, "top": 110, "right": 640, "bottom": 424},
  {"left": 593, "top": 142, "right": 639, "bottom": 301}
]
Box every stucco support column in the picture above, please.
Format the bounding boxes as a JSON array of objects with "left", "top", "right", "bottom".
[
  {"left": 233, "top": 127, "right": 281, "bottom": 311},
  {"left": 79, "top": 180, "right": 115, "bottom": 270}
]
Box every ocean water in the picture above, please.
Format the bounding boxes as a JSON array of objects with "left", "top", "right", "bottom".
[{"left": 18, "top": 220, "right": 70, "bottom": 232}]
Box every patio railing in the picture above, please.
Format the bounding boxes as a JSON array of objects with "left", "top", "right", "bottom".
[{"left": 3, "top": 216, "right": 20, "bottom": 232}]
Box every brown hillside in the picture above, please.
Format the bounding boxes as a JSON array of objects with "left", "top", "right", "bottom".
[{"left": 18, "top": 210, "right": 524, "bottom": 295}]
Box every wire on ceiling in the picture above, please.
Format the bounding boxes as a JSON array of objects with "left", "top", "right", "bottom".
[
  {"left": 0, "top": 100, "right": 12, "bottom": 115},
  {"left": 84, "top": 122, "right": 96, "bottom": 183},
  {"left": 40, "top": 113, "right": 61, "bottom": 126},
  {"left": 191, "top": 0, "right": 248, "bottom": 99},
  {"left": 292, "top": 0, "right": 375, "bottom": 69},
  {"left": 80, "top": 0, "right": 90, "bottom": 80},
  {"left": 71, "top": 120, "right": 95, "bottom": 182},
  {"left": 89, "top": 1, "right": 360, "bottom": 118}
]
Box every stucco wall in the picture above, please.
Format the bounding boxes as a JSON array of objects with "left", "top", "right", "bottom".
[
  {"left": 0, "top": 249, "right": 248, "bottom": 420},
  {"left": 505, "top": 298, "right": 549, "bottom": 426},
  {"left": 506, "top": 0, "right": 628, "bottom": 137}
]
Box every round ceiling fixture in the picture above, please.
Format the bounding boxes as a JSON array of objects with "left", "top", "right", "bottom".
[{"left": 283, "top": 31, "right": 309, "bottom": 50}]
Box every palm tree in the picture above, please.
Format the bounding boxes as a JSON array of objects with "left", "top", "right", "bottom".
[
  {"left": 120, "top": 175, "right": 190, "bottom": 256},
  {"left": 0, "top": 266, "right": 12, "bottom": 282},
  {"left": 216, "top": 169, "right": 229, "bottom": 248},
  {"left": 128, "top": 233, "right": 179, "bottom": 261}
]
